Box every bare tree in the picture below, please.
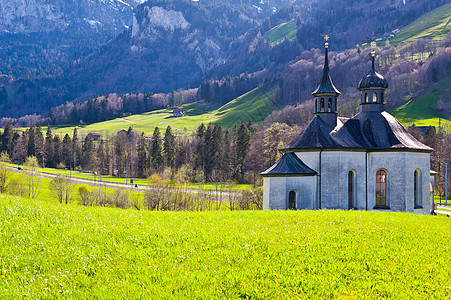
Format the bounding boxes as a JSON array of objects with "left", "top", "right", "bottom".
[
  {"left": 50, "top": 175, "right": 76, "bottom": 204},
  {"left": 24, "top": 156, "right": 41, "bottom": 199}
]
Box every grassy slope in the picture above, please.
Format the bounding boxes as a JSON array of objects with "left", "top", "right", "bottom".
[
  {"left": 390, "top": 2, "right": 451, "bottom": 46},
  {"left": 263, "top": 20, "right": 297, "bottom": 45},
  {"left": 0, "top": 195, "right": 450, "bottom": 298},
  {"left": 391, "top": 76, "right": 451, "bottom": 128},
  {"left": 52, "top": 87, "right": 275, "bottom": 137}
]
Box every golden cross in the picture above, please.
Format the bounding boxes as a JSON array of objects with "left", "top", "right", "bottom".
[{"left": 324, "top": 35, "right": 330, "bottom": 41}]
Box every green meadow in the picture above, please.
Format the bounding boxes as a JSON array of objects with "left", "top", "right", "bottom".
[
  {"left": 389, "top": 2, "right": 451, "bottom": 46},
  {"left": 0, "top": 195, "right": 450, "bottom": 298},
  {"left": 52, "top": 87, "right": 275, "bottom": 137},
  {"left": 264, "top": 19, "right": 297, "bottom": 45},
  {"left": 391, "top": 76, "right": 451, "bottom": 128}
]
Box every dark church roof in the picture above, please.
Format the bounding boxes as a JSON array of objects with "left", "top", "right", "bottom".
[
  {"left": 358, "top": 53, "right": 388, "bottom": 89},
  {"left": 283, "top": 115, "right": 342, "bottom": 149},
  {"left": 283, "top": 111, "right": 432, "bottom": 152},
  {"left": 261, "top": 152, "right": 317, "bottom": 176},
  {"left": 311, "top": 44, "right": 341, "bottom": 96}
]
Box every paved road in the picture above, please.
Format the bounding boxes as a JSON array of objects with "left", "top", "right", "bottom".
[
  {"left": 436, "top": 205, "right": 451, "bottom": 216},
  {"left": 6, "top": 165, "right": 240, "bottom": 196}
]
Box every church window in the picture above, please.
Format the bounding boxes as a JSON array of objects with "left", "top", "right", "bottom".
[
  {"left": 348, "top": 170, "right": 356, "bottom": 209},
  {"left": 381, "top": 92, "right": 384, "bottom": 103},
  {"left": 315, "top": 98, "right": 318, "bottom": 112},
  {"left": 288, "top": 190, "right": 296, "bottom": 210},
  {"left": 375, "top": 169, "right": 388, "bottom": 208},
  {"left": 320, "top": 98, "right": 325, "bottom": 112},
  {"left": 365, "top": 93, "right": 368, "bottom": 103},
  {"left": 414, "top": 169, "right": 422, "bottom": 208},
  {"left": 328, "top": 98, "right": 333, "bottom": 112},
  {"left": 373, "top": 92, "right": 377, "bottom": 102}
]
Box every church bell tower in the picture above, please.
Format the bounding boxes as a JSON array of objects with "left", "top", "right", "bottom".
[
  {"left": 358, "top": 51, "right": 389, "bottom": 112},
  {"left": 312, "top": 37, "right": 341, "bottom": 128}
]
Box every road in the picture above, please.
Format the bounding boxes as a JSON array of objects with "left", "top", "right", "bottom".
[{"left": 6, "top": 165, "right": 240, "bottom": 196}]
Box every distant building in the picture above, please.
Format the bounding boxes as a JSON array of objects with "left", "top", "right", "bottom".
[
  {"left": 262, "top": 43, "right": 432, "bottom": 214},
  {"left": 87, "top": 132, "right": 101, "bottom": 141},
  {"left": 173, "top": 109, "right": 184, "bottom": 117}
]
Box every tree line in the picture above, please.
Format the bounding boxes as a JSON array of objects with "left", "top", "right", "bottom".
[{"left": 0, "top": 121, "right": 300, "bottom": 184}]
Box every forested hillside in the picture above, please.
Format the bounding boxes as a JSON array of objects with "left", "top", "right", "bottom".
[{"left": 0, "top": 0, "right": 448, "bottom": 118}]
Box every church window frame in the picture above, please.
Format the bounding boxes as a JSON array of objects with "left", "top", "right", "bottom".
[
  {"left": 320, "top": 98, "right": 325, "bottom": 112},
  {"left": 348, "top": 170, "right": 357, "bottom": 210},
  {"left": 365, "top": 93, "right": 369, "bottom": 103},
  {"left": 373, "top": 92, "right": 377, "bottom": 102},
  {"left": 288, "top": 190, "right": 296, "bottom": 210},
  {"left": 328, "top": 98, "right": 333, "bottom": 112},
  {"left": 414, "top": 169, "right": 423, "bottom": 209},
  {"left": 375, "top": 169, "right": 389, "bottom": 209}
]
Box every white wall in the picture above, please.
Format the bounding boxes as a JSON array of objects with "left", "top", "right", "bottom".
[
  {"left": 265, "top": 150, "right": 431, "bottom": 214},
  {"left": 263, "top": 176, "right": 317, "bottom": 210}
]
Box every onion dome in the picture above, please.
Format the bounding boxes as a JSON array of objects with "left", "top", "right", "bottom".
[
  {"left": 358, "top": 52, "right": 388, "bottom": 90},
  {"left": 312, "top": 42, "right": 341, "bottom": 96}
]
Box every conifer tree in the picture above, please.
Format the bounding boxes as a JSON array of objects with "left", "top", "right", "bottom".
[
  {"left": 151, "top": 127, "right": 163, "bottom": 172},
  {"left": 163, "top": 126, "right": 175, "bottom": 168},
  {"left": 62, "top": 134, "right": 72, "bottom": 169},
  {"left": 1, "top": 122, "right": 13, "bottom": 155},
  {"left": 137, "top": 132, "right": 148, "bottom": 178},
  {"left": 44, "top": 126, "right": 54, "bottom": 167},
  {"left": 53, "top": 135, "right": 62, "bottom": 167},
  {"left": 35, "top": 125, "right": 45, "bottom": 167},
  {"left": 72, "top": 128, "right": 80, "bottom": 168},
  {"left": 236, "top": 122, "right": 251, "bottom": 181}
]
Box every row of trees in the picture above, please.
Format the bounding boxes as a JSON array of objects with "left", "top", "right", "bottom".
[{"left": 0, "top": 120, "right": 298, "bottom": 184}]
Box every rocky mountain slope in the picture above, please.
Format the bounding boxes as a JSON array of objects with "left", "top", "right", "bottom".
[{"left": 0, "top": 0, "right": 145, "bottom": 79}]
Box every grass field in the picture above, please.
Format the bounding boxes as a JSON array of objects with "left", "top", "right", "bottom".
[
  {"left": 51, "top": 87, "right": 276, "bottom": 137},
  {"left": 389, "top": 3, "right": 451, "bottom": 46},
  {"left": 0, "top": 195, "right": 450, "bottom": 298},
  {"left": 264, "top": 20, "right": 297, "bottom": 45},
  {"left": 391, "top": 76, "right": 451, "bottom": 128}
]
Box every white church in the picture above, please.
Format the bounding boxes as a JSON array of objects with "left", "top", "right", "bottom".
[{"left": 262, "top": 42, "right": 432, "bottom": 214}]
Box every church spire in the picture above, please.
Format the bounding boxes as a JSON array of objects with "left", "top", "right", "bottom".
[
  {"left": 312, "top": 37, "right": 341, "bottom": 96},
  {"left": 312, "top": 37, "right": 340, "bottom": 128}
]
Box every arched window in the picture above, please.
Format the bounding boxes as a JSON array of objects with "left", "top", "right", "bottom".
[
  {"left": 320, "top": 98, "right": 325, "bottom": 112},
  {"left": 414, "top": 169, "right": 422, "bottom": 208},
  {"left": 365, "top": 93, "right": 368, "bottom": 103},
  {"left": 375, "top": 169, "right": 388, "bottom": 208},
  {"left": 373, "top": 92, "right": 377, "bottom": 102},
  {"left": 328, "top": 98, "right": 333, "bottom": 112},
  {"left": 381, "top": 92, "right": 384, "bottom": 103},
  {"left": 348, "top": 170, "right": 356, "bottom": 209},
  {"left": 315, "top": 98, "right": 318, "bottom": 112},
  {"left": 288, "top": 190, "right": 296, "bottom": 210}
]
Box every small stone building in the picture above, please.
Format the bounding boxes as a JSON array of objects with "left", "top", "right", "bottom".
[{"left": 262, "top": 43, "right": 432, "bottom": 214}]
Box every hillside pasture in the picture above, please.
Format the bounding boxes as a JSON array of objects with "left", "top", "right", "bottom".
[
  {"left": 390, "top": 2, "right": 451, "bottom": 46},
  {"left": 391, "top": 77, "right": 451, "bottom": 128},
  {"left": 0, "top": 196, "right": 450, "bottom": 298},
  {"left": 51, "top": 87, "right": 275, "bottom": 137},
  {"left": 264, "top": 19, "right": 297, "bottom": 45}
]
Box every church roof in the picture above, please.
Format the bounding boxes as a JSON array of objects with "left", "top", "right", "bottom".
[
  {"left": 311, "top": 44, "right": 341, "bottom": 96},
  {"left": 283, "top": 111, "right": 432, "bottom": 152},
  {"left": 261, "top": 152, "right": 317, "bottom": 176},
  {"left": 283, "top": 115, "right": 341, "bottom": 150}
]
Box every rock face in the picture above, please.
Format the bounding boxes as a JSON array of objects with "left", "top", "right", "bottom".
[
  {"left": 0, "top": 0, "right": 144, "bottom": 33},
  {"left": 67, "top": 0, "right": 259, "bottom": 98},
  {"left": 0, "top": 0, "right": 143, "bottom": 79}
]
